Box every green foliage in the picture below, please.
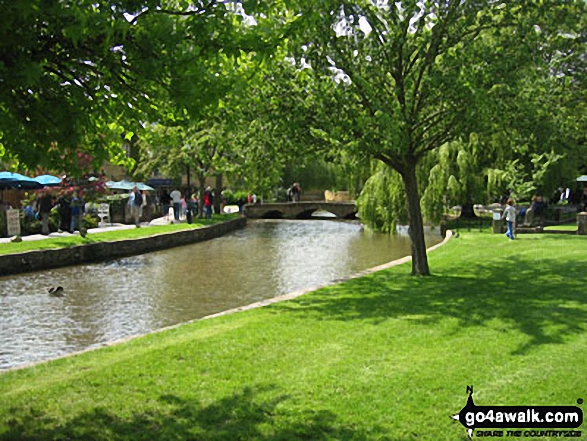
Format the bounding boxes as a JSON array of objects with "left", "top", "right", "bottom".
[
  {"left": 357, "top": 166, "right": 407, "bottom": 233},
  {"left": 0, "top": 1, "right": 275, "bottom": 174},
  {"left": 495, "top": 151, "right": 565, "bottom": 201},
  {"left": 274, "top": 0, "right": 586, "bottom": 274},
  {"left": 282, "top": 156, "right": 372, "bottom": 196},
  {"left": 221, "top": 189, "right": 249, "bottom": 205},
  {"left": 19, "top": 210, "right": 60, "bottom": 236},
  {"left": 363, "top": 129, "right": 578, "bottom": 232},
  {"left": 83, "top": 214, "right": 100, "bottom": 230}
]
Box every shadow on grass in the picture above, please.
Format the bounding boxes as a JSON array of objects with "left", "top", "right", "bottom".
[
  {"left": 0, "top": 386, "right": 401, "bottom": 441},
  {"left": 274, "top": 249, "right": 587, "bottom": 355}
]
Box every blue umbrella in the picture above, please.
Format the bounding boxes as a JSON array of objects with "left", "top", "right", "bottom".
[
  {"left": 136, "top": 182, "right": 154, "bottom": 191},
  {"left": 0, "top": 172, "right": 41, "bottom": 189},
  {"left": 0, "top": 172, "right": 19, "bottom": 189},
  {"left": 106, "top": 180, "right": 154, "bottom": 191},
  {"left": 106, "top": 180, "right": 135, "bottom": 191},
  {"left": 34, "top": 174, "right": 62, "bottom": 187}
]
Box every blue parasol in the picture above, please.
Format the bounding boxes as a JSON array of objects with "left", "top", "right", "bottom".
[
  {"left": 0, "top": 172, "right": 19, "bottom": 189},
  {"left": 106, "top": 180, "right": 154, "bottom": 191},
  {"left": 33, "top": 174, "right": 62, "bottom": 187},
  {"left": 136, "top": 182, "right": 154, "bottom": 191},
  {"left": 0, "top": 172, "right": 42, "bottom": 189}
]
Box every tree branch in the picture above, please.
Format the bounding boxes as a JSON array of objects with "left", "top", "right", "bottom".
[
  {"left": 130, "top": 1, "right": 218, "bottom": 25},
  {"left": 374, "top": 151, "right": 405, "bottom": 173}
]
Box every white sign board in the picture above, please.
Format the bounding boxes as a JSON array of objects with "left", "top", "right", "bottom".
[
  {"left": 6, "top": 208, "right": 21, "bottom": 236},
  {"left": 98, "top": 204, "right": 110, "bottom": 215},
  {"left": 492, "top": 212, "right": 501, "bottom": 221}
]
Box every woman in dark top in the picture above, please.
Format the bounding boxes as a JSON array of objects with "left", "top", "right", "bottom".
[{"left": 160, "top": 190, "right": 172, "bottom": 220}]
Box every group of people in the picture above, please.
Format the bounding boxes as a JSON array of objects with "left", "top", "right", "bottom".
[
  {"left": 25, "top": 190, "right": 86, "bottom": 235},
  {"left": 158, "top": 187, "right": 218, "bottom": 222},
  {"left": 127, "top": 187, "right": 152, "bottom": 227}
]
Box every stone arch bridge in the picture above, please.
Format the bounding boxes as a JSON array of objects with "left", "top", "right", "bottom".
[{"left": 244, "top": 201, "right": 358, "bottom": 220}]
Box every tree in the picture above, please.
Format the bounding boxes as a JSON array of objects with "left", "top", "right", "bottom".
[
  {"left": 277, "top": 0, "right": 585, "bottom": 275},
  {"left": 136, "top": 120, "right": 229, "bottom": 217},
  {"left": 0, "top": 0, "right": 269, "bottom": 173},
  {"left": 134, "top": 33, "right": 285, "bottom": 215}
]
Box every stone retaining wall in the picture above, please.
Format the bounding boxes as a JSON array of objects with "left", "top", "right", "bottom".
[{"left": 0, "top": 217, "right": 247, "bottom": 276}]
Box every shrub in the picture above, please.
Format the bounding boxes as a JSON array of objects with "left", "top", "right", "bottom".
[{"left": 222, "top": 190, "right": 250, "bottom": 205}]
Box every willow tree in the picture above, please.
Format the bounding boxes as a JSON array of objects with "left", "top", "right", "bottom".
[{"left": 279, "top": 0, "right": 582, "bottom": 275}]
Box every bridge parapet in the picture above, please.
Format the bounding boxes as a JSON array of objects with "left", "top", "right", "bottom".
[{"left": 244, "top": 201, "right": 357, "bottom": 220}]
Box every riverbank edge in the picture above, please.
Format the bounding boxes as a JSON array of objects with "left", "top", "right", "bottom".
[
  {"left": 0, "top": 217, "right": 247, "bottom": 277},
  {"left": 4, "top": 230, "right": 452, "bottom": 373}
]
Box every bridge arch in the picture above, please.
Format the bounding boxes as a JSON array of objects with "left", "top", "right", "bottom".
[
  {"left": 261, "top": 210, "right": 284, "bottom": 219},
  {"left": 245, "top": 202, "right": 357, "bottom": 220}
]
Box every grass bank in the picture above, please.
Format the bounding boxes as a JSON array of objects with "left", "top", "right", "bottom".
[
  {"left": 0, "top": 214, "right": 237, "bottom": 256},
  {"left": 1, "top": 231, "right": 586, "bottom": 440},
  {"left": 543, "top": 222, "right": 577, "bottom": 232}
]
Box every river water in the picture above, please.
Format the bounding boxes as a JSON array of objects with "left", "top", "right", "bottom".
[{"left": 0, "top": 220, "right": 442, "bottom": 370}]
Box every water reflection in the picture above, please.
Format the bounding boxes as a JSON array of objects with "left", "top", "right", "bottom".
[{"left": 0, "top": 220, "right": 441, "bottom": 369}]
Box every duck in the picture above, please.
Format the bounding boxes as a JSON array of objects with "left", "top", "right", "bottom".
[{"left": 48, "top": 286, "right": 64, "bottom": 297}]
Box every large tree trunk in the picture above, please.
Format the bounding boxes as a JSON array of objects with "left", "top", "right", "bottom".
[
  {"left": 400, "top": 159, "right": 431, "bottom": 276},
  {"left": 214, "top": 174, "right": 223, "bottom": 214}
]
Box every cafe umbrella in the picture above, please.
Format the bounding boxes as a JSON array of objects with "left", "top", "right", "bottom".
[
  {"left": 0, "top": 172, "right": 42, "bottom": 189},
  {"left": 0, "top": 172, "right": 19, "bottom": 190},
  {"left": 106, "top": 180, "right": 154, "bottom": 191},
  {"left": 33, "top": 174, "right": 62, "bottom": 187},
  {"left": 0, "top": 172, "right": 42, "bottom": 210}
]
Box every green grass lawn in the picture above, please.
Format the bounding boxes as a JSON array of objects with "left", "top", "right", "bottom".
[
  {"left": 0, "top": 231, "right": 586, "bottom": 440},
  {"left": 543, "top": 222, "right": 577, "bottom": 231},
  {"left": 0, "top": 214, "right": 237, "bottom": 256}
]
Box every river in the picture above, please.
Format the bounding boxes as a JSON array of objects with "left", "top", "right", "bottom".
[{"left": 0, "top": 220, "right": 442, "bottom": 370}]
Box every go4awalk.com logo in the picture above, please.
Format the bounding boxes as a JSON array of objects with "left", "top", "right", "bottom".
[{"left": 451, "top": 386, "right": 583, "bottom": 439}]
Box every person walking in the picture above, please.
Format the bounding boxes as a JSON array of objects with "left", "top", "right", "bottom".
[
  {"left": 142, "top": 190, "right": 152, "bottom": 222},
  {"left": 291, "top": 183, "right": 301, "bottom": 202},
  {"left": 37, "top": 191, "right": 54, "bottom": 235},
  {"left": 237, "top": 197, "right": 246, "bottom": 216},
  {"left": 170, "top": 188, "right": 182, "bottom": 221},
  {"left": 180, "top": 195, "right": 187, "bottom": 219},
  {"left": 160, "top": 189, "right": 172, "bottom": 221},
  {"left": 203, "top": 187, "right": 213, "bottom": 219},
  {"left": 128, "top": 187, "right": 143, "bottom": 227},
  {"left": 220, "top": 191, "right": 227, "bottom": 214},
  {"left": 57, "top": 192, "right": 72, "bottom": 233},
  {"left": 70, "top": 191, "right": 85, "bottom": 232},
  {"left": 503, "top": 198, "right": 517, "bottom": 240}
]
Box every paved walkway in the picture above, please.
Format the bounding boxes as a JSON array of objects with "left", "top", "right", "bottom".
[
  {"left": 0, "top": 217, "right": 173, "bottom": 244},
  {"left": 0, "top": 205, "right": 242, "bottom": 244}
]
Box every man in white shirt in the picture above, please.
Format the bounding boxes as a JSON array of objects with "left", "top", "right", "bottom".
[
  {"left": 170, "top": 188, "right": 182, "bottom": 221},
  {"left": 503, "top": 198, "right": 517, "bottom": 240}
]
